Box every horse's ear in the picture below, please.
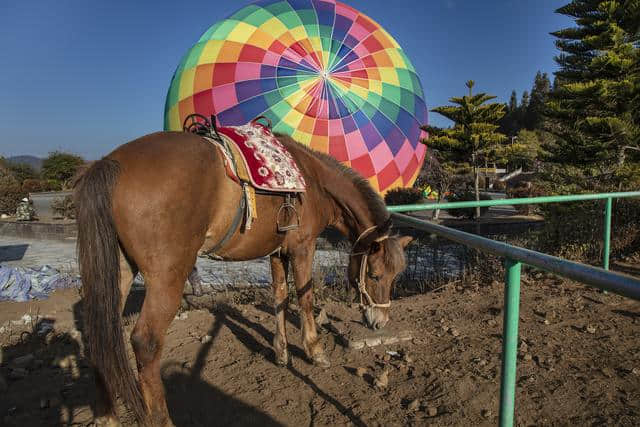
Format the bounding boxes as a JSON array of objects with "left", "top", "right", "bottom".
[{"left": 397, "top": 235, "right": 413, "bottom": 249}]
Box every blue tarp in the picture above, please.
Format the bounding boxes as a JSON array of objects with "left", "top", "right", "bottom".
[{"left": 0, "top": 265, "right": 80, "bottom": 302}]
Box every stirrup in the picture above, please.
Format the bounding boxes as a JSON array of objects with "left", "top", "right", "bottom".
[{"left": 277, "top": 194, "right": 300, "bottom": 232}]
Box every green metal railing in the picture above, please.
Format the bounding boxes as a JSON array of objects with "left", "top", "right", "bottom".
[
  {"left": 388, "top": 191, "right": 640, "bottom": 270},
  {"left": 387, "top": 191, "right": 640, "bottom": 427}
]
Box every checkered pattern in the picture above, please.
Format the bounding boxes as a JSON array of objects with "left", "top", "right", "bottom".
[{"left": 164, "top": 0, "right": 428, "bottom": 194}]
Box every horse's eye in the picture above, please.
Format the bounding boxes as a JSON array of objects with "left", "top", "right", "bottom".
[{"left": 368, "top": 272, "right": 380, "bottom": 281}]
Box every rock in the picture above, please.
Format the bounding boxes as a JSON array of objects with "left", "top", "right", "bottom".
[
  {"left": 427, "top": 406, "right": 438, "bottom": 417},
  {"left": 487, "top": 319, "right": 497, "bottom": 327},
  {"left": 9, "top": 368, "right": 28, "bottom": 380},
  {"left": 408, "top": 399, "right": 420, "bottom": 411},
  {"left": 11, "top": 354, "right": 35, "bottom": 369},
  {"left": 21, "top": 314, "right": 32, "bottom": 324},
  {"left": 348, "top": 339, "right": 365, "bottom": 350},
  {"left": 543, "top": 319, "right": 550, "bottom": 325},
  {"left": 383, "top": 354, "right": 391, "bottom": 362},
  {"left": 450, "top": 329, "right": 460, "bottom": 337},
  {"left": 356, "top": 367, "right": 367, "bottom": 378},
  {"left": 586, "top": 325, "right": 596, "bottom": 334},
  {"left": 482, "top": 409, "right": 492, "bottom": 418},
  {"left": 174, "top": 312, "right": 188, "bottom": 320},
  {"left": 200, "top": 335, "right": 212, "bottom": 344},
  {"left": 314, "top": 309, "right": 329, "bottom": 327},
  {"left": 364, "top": 336, "right": 382, "bottom": 347},
  {"left": 374, "top": 369, "right": 389, "bottom": 389},
  {"left": 632, "top": 367, "right": 640, "bottom": 376},
  {"left": 524, "top": 354, "right": 532, "bottom": 361},
  {"left": 601, "top": 367, "right": 614, "bottom": 378}
]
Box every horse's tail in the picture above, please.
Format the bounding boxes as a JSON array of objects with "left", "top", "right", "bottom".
[{"left": 74, "top": 158, "right": 147, "bottom": 423}]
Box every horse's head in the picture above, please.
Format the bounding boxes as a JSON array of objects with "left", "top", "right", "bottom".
[{"left": 349, "top": 223, "right": 413, "bottom": 330}]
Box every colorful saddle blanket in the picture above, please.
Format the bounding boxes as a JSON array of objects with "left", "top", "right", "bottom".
[{"left": 216, "top": 122, "right": 306, "bottom": 193}]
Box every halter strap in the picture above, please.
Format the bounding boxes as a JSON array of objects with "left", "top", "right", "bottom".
[{"left": 349, "top": 225, "right": 391, "bottom": 309}]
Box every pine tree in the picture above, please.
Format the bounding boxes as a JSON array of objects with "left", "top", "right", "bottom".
[
  {"left": 526, "top": 71, "right": 552, "bottom": 129},
  {"left": 509, "top": 90, "right": 518, "bottom": 113},
  {"left": 546, "top": 0, "right": 640, "bottom": 173},
  {"left": 422, "top": 80, "right": 507, "bottom": 218}
]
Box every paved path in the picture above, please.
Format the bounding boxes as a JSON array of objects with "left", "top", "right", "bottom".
[{"left": 0, "top": 237, "right": 346, "bottom": 289}]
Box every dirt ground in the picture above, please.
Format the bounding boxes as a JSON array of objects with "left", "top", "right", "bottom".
[{"left": 1, "top": 272, "right": 640, "bottom": 426}]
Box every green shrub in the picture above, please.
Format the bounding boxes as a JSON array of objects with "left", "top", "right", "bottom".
[
  {"left": 51, "top": 195, "right": 75, "bottom": 219},
  {"left": 22, "top": 179, "right": 44, "bottom": 193},
  {"left": 506, "top": 182, "right": 544, "bottom": 215},
  {"left": 0, "top": 170, "right": 26, "bottom": 215},
  {"left": 446, "top": 191, "right": 491, "bottom": 219},
  {"left": 384, "top": 187, "right": 423, "bottom": 206}
]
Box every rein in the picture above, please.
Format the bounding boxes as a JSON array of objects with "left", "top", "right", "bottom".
[{"left": 351, "top": 226, "right": 391, "bottom": 309}]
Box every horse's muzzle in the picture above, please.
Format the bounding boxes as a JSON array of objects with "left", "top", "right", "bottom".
[{"left": 363, "top": 306, "right": 389, "bottom": 330}]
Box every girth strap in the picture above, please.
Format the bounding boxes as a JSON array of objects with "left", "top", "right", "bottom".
[{"left": 200, "top": 185, "right": 247, "bottom": 258}]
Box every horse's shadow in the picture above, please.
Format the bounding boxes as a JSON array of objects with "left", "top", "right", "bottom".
[{"left": 195, "top": 303, "right": 366, "bottom": 427}]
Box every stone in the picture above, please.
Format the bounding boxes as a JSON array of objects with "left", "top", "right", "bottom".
[
  {"left": 524, "top": 354, "right": 532, "bottom": 361},
  {"left": 408, "top": 399, "right": 420, "bottom": 411},
  {"left": 364, "top": 336, "right": 382, "bottom": 347},
  {"left": 427, "top": 406, "right": 438, "bottom": 417},
  {"left": 374, "top": 369, "right": 389, "bottom": 389},
  {"left": 314, "top": 309, "right": 329, "bottom": 327},
  {"left": 482, "top": 409, "right": 492, "bottom": 418},
  {"left": 200, "top": 335, "right": 212, "bottom": 344},
  {"left": 356, "top": 367, "right": 367, "bottom": 378},
  {"left": 586, "top": 325, "right": 596, "bottom": 334},
  {"left": 450, "top": 329, "right": 460, "bottom": 337},
  {"left": 348, "top": 339, "right": 365, "bottom": 350},
  {"left": 383, "top": 354, "right": 391, "bottom": 362}
]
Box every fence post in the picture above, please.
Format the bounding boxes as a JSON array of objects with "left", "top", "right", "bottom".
[
  {"left": 499, "top": 259, "right": 522, "bottom": 427},
  {"left": 603, "top": 197, "right": 612, "bottom": 270}
]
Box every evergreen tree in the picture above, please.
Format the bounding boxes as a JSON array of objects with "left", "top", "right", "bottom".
[
  {"left": 509, "top": 90, "right": 518, "bottom": 113},
  {"left": 526, "top": 71, "right": 552, "bottom": 129},
  {"left": 546, "top": 0, "right": 640, "bottom": 173},
  {"left": 422, "top": 80, "right": 507, "bottom": 218}
]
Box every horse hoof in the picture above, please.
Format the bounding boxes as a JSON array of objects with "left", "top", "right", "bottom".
[
  {"left": 312, "top": 353, "right": 331, "bottom": 369},
  {"left": 275, "top": 352, "right": 289, "bottom": 367},
  {"left": 94, "top": 416, "right": 122, "bottom": 427}
]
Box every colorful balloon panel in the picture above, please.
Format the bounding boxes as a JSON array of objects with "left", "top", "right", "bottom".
[{"left": 164, "top": 0, "right": 428, "bottom": 194}]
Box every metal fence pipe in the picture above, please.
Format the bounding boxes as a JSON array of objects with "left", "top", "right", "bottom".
[
  {"left": 499, "top": 259, "right": 522, "bottom": 427},
  {"left": 391, "top": 213, "right": 640, "bottom": 300},
  {"left": 387, "top": 191, "right": 640, "bottom": 213},
  {"left": 603, "top": 197, "right": 612, "bottom": 270}
]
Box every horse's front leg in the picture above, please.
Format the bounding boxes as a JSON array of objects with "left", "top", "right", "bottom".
[
  {"left": 270, "top": 253, "right": 289, "bottom": 366},
  {"left": 291, "top": 243, "right": 331, "bottom": 368}
]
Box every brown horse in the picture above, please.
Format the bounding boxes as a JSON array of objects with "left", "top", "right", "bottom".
[{"left": 74, "top": 131, "right": 412, "bottom": 426}]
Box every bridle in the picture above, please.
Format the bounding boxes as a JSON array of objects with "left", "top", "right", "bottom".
[{"left": 350, "top": 225, "right": 391, "bottom": 309}]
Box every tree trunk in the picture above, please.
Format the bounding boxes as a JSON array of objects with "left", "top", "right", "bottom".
[{"left": 474, "top": 165, "right": 481, "bottom": 219}]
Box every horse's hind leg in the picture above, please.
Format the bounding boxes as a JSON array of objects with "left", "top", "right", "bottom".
[
  {"left": 271, "top": 253, "right": 290, "bottom": 366},
  {"left": 130, "top": 268, "right": 187, "bottom": 427},
  {"left": 291, "top": 243, "right": 330, "bottom": 369},
  {"left": 93, "top": 250, "right": 136, "bottom": 426}
]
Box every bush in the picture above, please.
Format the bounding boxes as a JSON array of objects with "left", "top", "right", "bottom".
[
  {"left": 492, "top": 180, "right": 506, "bottom": 191},
  {"left": 51, "top": 195, "right": 75, "bottom": 219},
  {"left": 7, "top": 163, "right": 37, "bottom": 184},
  {"left": 0, "top": 170, "right": 26, "bottom": 215},
  {"left": 22, "top": 179, "right": 44, "bottom": 193},
  {"left": 446, "top": 191, "right": 492, "bottom": 219},
  {"left": 41, "top": 152, "right": 85, "bottom": 185},
  {"left": 506, "top": 182, "right": 544, "bottom": 215},
  {"left": 43, "top": 179, "right": 63, "bottom": 191},
  {"left": 384, "top": 187, "right": 424, "bottom": 206}
]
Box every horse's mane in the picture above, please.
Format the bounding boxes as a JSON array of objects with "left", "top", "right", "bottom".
[{"left": 275, "top": 133, "right": 390, "bottom": 228}]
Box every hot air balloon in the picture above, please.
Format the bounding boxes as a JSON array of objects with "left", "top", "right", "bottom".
[{"left": 164, "top": 0, "right": 428, "bottom": 194}]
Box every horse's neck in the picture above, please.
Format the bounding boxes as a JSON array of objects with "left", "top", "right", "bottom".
[{"left": 316, "top": 165, "right": 378, "bottom": 242}]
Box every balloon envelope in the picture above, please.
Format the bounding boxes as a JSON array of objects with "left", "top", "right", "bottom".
[{"left": 164, "top": 0, "right": 428, "bottom": 194}]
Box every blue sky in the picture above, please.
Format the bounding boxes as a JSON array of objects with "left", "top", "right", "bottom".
[{"left": 0, "top": 0, "right": 573, "bottom": 159}]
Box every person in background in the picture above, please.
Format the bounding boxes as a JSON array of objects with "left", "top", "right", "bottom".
[{"left": 16, "top": 197, "right": 35, "bottom": 221}]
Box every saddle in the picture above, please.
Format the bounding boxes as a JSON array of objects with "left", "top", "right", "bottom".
[{"left": 183, "top": 114, "right": 306, "bottom": 258}]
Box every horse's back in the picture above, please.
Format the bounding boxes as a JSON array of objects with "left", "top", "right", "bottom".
[{"left": 107, "top": 131, "right": 239, "bottom": 265}]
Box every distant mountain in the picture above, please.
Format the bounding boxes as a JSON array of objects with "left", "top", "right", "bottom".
[{"left": 6, "top": 155, "right": 43, "bottom": 171}]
